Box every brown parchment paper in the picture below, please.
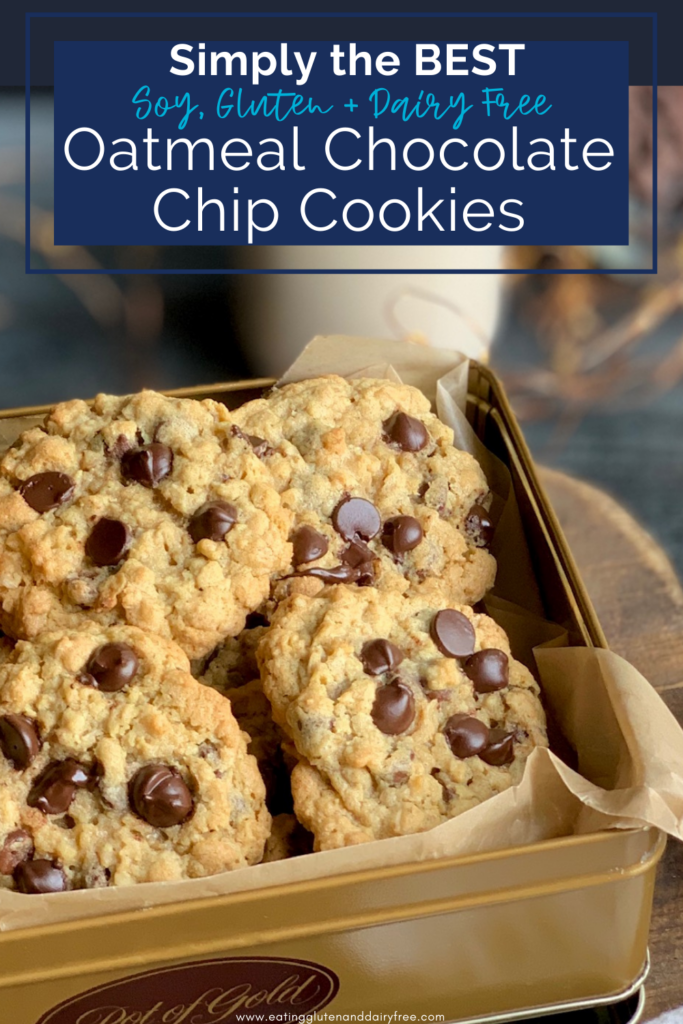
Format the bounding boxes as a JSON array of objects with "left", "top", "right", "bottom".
[{"left": 0, "top": 334, "right": 682, "bottom": 932}]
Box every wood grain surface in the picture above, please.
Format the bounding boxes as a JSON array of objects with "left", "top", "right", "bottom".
[{"left": 540, "top": 467, "right": 683, "bottom": 1020}]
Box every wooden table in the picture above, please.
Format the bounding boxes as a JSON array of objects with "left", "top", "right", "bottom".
[{"left": 540, "top": 468, "right": 683, "bottom": 1020}]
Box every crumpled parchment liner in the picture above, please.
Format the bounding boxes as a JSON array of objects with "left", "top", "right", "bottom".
[{"left": 0, "top": 334, "right": 682, "bottom": 932}]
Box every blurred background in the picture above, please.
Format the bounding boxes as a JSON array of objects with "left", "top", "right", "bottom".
[{"left": 2, "top": 86, "right": 681, "bottom": 572}]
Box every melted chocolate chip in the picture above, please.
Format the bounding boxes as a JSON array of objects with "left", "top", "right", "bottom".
[
  {"left": 466, "top": 504, "right": 494, "bottom": 548},
  {"left": 340, "top": 540, "right": 377, "bottom": 586},
  {"left": 381, "top": 515, "right": 423, "bottom": 556},
  {"left": 430, "top": 610, "right": 476, "bottom": 658},
  {"left": 245, "top": 611, "right": 269, "bottom": 629},
  {"left": 121, "top": 443, "right": 173, "bottom": 488},
  {"left": 14, "top": 859, "right": 69, "bottom": 894},
  {"left": 0, "top": 714, "right": 41, "bottom": 769},
  {"left": 288, "top": 533, "right": 378, "bottom": 586},
  {"left": 19, "top": 472, "right": 74, "bottom": 513},
  {"left": 188, "top": 501, "right": 237, "bottom": 543},
  {"left": 464, "top": 649, "right": 509, "bottom": 693},
  {"left": 85, "top": 518, "right": 130, "bottom": 567},
  {"left": 382, "top": 412, "right": 429, "bottom": 452},
  {"left": 288, "top": 564, "right": 361, "bottom": 585},
  {"left": 444, "top": 714, "right": 490, "bottom": 759},
  {"left": 82, "top": 643, "right": 139, "bottom": 693},
  {"left": 130, "top": 765, "right": 194, "bottom": 828},
  {"left": 480, "top": 729, "right": 515, "bottom": 766},
  {"left": 332, "top": 497, "right": 381, "bottom": 542},
  {"left": 292, "top": 525, "right": 329, "bottom": 565},
  {"left": 371, "top": 681, "right": 416, "bottom": 735},
  {"left": 360, "top": 638, "right": 404, "bottom": 676},
  {"left": 0, "top": 830, "right": 33, "bottom": 875},
  {"left": 27, "top": 759, "right": 91, "bottom": 815},
  {"left": 341, "top": 540, "right": 372, "bottom": 568},
  {"left": 338, "top": 543, "right": 373, "bottom": 585}
]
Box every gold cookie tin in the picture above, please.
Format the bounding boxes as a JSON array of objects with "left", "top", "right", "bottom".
[{"left": 0, "top": 366, "right": 665, "bottom": 1024}]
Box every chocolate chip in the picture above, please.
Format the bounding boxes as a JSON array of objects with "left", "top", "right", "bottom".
[
  {"left": 332, "top": 497, "right": 381, "bottom": 542},
  {"left": 382, "top": 412, "right": 429, "bottom": 452},
  {"left": 341, "top": 540, "right": 372, "bottom": 567},
  {"left": 129, "top": 765, "right": 194, "bottom": 828},
  {"left": 371, "top": 681, "right": 415, "bottom": 735},
  {"left": 245, "top": 611, "right": 269, "bottom": 629},
  {"left": 0, "top": 830, "right": 33, "bottom": 875},
  {"left": 464, "top": 649, "right": 509, "bottom": 693},
  {"left": 105, "top": 434, "right": 132, "bottom": 461},
  {"left": 341, "top": 540, "right": 377, "bottom": 585},
  {"left": 381, "top": 516, "right": 423, "bottom": 555},
  {"left": 0, "top": 714, "right": 41, "bottom": 769},
  {"left": 466, "top": 504, "right": 494, "bottom": 548},
  {"left": 231, "top": 425, "right": 273, "bottom": 458},
  {"left": 19, "top": 472, "right": 75, "bottom": 513},
  {"left": 246, "top": 435, "right": 272, "bottom": 458},
  {"left": 188, "top": 501, "right": 237, "bottom": 543},
  {"left": 82, "top": 643, "right": 139, "bottom": 693},
  {"left": 85, "top": 518, "right": 130, "bottom": 567},
  {"left": 292, "top": 525, "right": 329, "bottom": 565},
  {"left": 14, "top": 859, "right": 69, "bottom": 894},
  {"left": 430, "top": 610, "right": 476, "bottom": 658},
  {"left": 121, "top": 443, "right": 173, "bottom": 487},
  {"left": 480, "top": 729, "right": 515, "bottom": 766},
  {"left": 27, "top": 759, "right": 91, "bottom": 815},
  {"left": 360, "top": 639, "right": 404, "bottom": 676},
  {"left": 288, "top": 564, "right": 361, "bottom": 584},
  {"left": 444, "top": 714, "right": 490, "bottom": 758},
  {"left": 288, "top": 536, "right": 377, "bottom": 586},
  {"left": 356, "top": 566, "right": 376, "bottom": 587}
]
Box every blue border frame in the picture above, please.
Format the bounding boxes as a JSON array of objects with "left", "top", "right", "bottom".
[{"left": 25, "top": 10, "right": 658, "bottom": 275}]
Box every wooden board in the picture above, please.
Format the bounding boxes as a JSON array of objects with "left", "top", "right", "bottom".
[{"left": 540, "top": 467, "right": 683, "bottom": 1021}]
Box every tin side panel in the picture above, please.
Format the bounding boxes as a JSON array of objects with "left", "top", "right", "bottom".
[{"left": 0, "top": 849, "right": 659, "bottom": 1024}]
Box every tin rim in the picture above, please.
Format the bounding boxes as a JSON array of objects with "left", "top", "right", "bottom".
[{"left": 445, "top": 953, "right": 649, "bottom": 1024}]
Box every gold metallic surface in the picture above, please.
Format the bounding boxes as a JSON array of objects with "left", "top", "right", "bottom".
[{"left": 0, "top": 366, "right": 662, "bottom": 1023}]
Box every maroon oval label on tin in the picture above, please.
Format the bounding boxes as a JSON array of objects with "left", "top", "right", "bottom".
[{"left": 36, "top": 956, "right": 340, "bottom": 1024}]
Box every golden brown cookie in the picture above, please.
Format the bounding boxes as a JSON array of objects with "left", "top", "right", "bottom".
[
  {"left": 233, "top": 376, "right": 496, "bottom": 606},
  {"left": 0, "top": 626, "right": 270, "bottom": 890},
  {"left": 259, "top": 587, "right": 546, "bottom": 850},
  {"left": 261, "top": 813, "right": 313, "bottom": 863},
  {"left": 0, "top": 390, "right": 292, "bottom": 659}
]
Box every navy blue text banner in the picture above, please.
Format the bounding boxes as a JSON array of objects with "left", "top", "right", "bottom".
[{"left": 54, "top": 38, "right": 629, "bottom": 246}]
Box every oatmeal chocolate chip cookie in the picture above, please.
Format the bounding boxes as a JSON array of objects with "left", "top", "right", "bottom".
[
  {"left": 0, "top": 390, "right": 292, "bottom": 660},
  {"left": 201, "top": 669, "right": 292, "bottom": 815},
  {"left": 232, "top": 376, "right": 496, "bottom": 606},
  {"left": 195, "top": 611, "right": 271, "bottom": 690},
  {"left": 0, "top": 626, "right": 270, "bottom": 889},
  {"left": 193, "top": 612, "right": 294, "bottom": 813},
  {"left": 258, "top": 587, "right": 546, "bottom": 850},
  {"left": 261, "top": 812, "right": 313, "bottom": 863}
]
